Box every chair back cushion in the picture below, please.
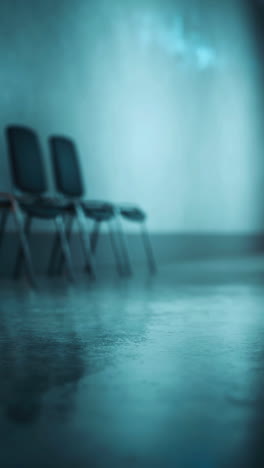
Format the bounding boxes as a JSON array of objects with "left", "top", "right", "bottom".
[
  {"left": 6, "top": 126, "right": 47, "bottom": 194},
  {"left": 50, "top": 136, "right": 84, "bottom": 197}
]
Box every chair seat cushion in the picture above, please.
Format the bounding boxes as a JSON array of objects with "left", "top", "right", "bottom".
[
  {"left": 119, "top": 205, "right": 146, "bottom": 222},
  {"left": 81, "top": 200, "right": 115, "bottom": 222},
  {"left": 0, "top": 199, "right": 11, "bottom": 208},
  {"left": 19, "top": 197, "right": 72, "bottom": 219}
]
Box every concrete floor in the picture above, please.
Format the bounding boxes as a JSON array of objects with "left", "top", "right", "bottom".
[{"left": 1, "top": 257, "right": 264, "bottom": 467}]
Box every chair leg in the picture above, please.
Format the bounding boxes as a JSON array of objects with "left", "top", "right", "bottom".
[
  {"left": 0, "top": 209, "right": 9, "bottom": 250},
  {"left": 74, "top": 205, "right": 96, "bottom": 279},
  {"left": 115, "top": 216, "right": 132, "bottom": 276},
  {"left": 47, "top": 231, "right": 60, "bottom": 276},
  {"left": 14, "top": 215, "right": 32, "bottom": 279},
  {"left": 90, "top": 221, "right": 100, "bottom": 254},
  {"left": 140, "top": 222, "right": 157, "bottom": 274},
  {"left": 48, "top": 215, "right": 73, "bottom": 276},
  {"left": 57, "top": 215, "right": 74, "bottom": 275},
  {"left": 83, "top": 220, "right": 100, "bottom": 275},
  {"left": 54, "top": 216, "right": 75, "bottom": 283},
  {"left": 107, "top": 220, "right": 125, "bottom": 276},
  {"left": 12, "top": 204, "right": 37, "bottom": 288},
  {"left": 50, "top": 209, "right": 96, "bottom": 280}
]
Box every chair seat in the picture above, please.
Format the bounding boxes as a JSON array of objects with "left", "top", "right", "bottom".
[
  {"left": 0, "top": 199, "right": 11, "bottom": 209},
  {"left": 20, "top": 199, "right": 72, "bottom": 219},
  {"left": 119, "top": 205, "right": 146, "bottom": 222},
  {"left": 81, "top": 200, "right": 115, "bottom": 222}
]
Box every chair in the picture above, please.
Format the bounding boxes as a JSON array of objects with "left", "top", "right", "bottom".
[
  {"left": 117, "top": 203, "right": 157, "bottom": 274},
  {"left": 48, "top": 136, "right": 124, "bottom": 276},
  {"left": 4, "top": 125, "right": 91, "bottom": 285},
  {"left": 48, "top": 135, "right": 157, "bottom": 275}
]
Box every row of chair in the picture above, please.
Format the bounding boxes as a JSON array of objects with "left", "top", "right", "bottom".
[{"left": 0, "top": 125, "right": 156, "bottom": 286}]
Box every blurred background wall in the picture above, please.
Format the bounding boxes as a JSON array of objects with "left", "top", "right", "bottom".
[{"left": 0, "top": 0, "right": 264, "bottom": 271}]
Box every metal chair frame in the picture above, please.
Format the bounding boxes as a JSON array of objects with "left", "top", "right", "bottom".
[
  {"left": 115, "top": 205, "right": 157, "bottom": 275},
  {"left": 48, "top": 201, "right": 125, "bottom": 277}
]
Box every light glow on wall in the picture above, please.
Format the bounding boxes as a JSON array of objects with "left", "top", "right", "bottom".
[{"left": 0, "top": 0, "right": 263, "bottom": 235}]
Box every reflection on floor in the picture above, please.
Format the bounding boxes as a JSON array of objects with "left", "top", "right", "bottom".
[{"left": 1, "top": 256, "right": 264, "bottom": 467}]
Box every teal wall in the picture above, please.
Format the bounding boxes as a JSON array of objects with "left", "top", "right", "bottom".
[{"left": 0, "top": 0, "right": 263, "bottom": 233}]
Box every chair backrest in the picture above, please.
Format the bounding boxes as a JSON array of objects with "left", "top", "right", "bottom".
[
  {"left": 6, "top": 125, "right": 47, "bottom": 194},
  {"left": 49, "top": 136, "right": 84, "bottom": 197}
]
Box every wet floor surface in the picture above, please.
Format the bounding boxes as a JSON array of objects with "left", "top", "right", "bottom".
[{"left": 1, "top": 257, "right": 264, "bottom": 467}]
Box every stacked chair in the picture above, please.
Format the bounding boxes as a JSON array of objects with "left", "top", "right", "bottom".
[
  {"left": 1, "top": 125, "right": 95, "bottom": 286},
  {"left": 0, "top": 125, "right": 156, "bottom": 287},
  {"left": 116, "top": 203, "right": 157, "bottom": 275},
  {"left": 48, "top": 136, "right": 124, "bottom": 277},
  {"left": 48, "top": 135, "right": 157, "bottom": 277}
]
